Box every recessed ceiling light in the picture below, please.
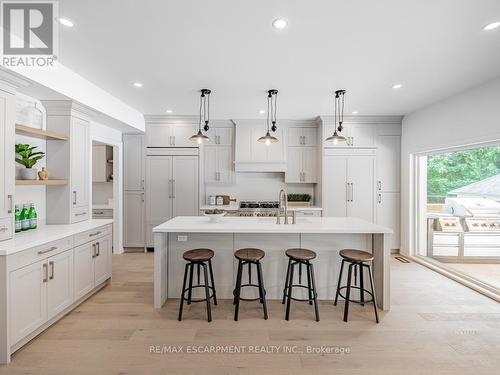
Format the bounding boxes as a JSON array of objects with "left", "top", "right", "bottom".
[
  {"left": 392, "top": 83, "right": 403, "bottom": 89},
  {"left": 259, "top": 110, "right": 265, "bottom": 114},
  {"left": 272, "top": 18, "right": 288, "bottom": 29},
  {"left": 351, "top": 111, "right": 358, "bottom": 115},
  {"left": 483, "top": 21, "right": 500, "bottom": 31},
  {"left": 166, "top": 109, "right": 173, "bottom": 114},
  {"left": 133, "top": 82, "right": 143, "bottom": 88},
  {"left": 57, "top": 17, "right": 74, "bottom": 27}
]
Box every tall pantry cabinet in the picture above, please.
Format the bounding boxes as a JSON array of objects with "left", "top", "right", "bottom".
[
  {"left": 43, "top": 101, "right": 91, "bottom": 224},
  {"left": 0, "top": 87, "right": 15, "bottom": 242},
  {"left": 123, "top": 134, "right": 145, "bottom": 249}
]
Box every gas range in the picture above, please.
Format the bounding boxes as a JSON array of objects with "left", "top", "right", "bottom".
[{"left": 232, "top": 201, "right": 280, "bottom": 217}]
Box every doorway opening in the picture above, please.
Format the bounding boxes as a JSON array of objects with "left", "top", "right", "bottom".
[{"left": 414, "top": 144, "right": 500, "bottom": 294}]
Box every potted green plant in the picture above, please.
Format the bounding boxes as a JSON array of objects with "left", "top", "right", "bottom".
[
  {"left": 15, "top": 144, "right": 45, "bottom": 180},
  {"left": 287, "top": 193, "right": 312, "bottom": 207}
]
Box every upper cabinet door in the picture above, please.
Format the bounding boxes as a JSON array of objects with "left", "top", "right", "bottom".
[
  {"left": 171, "top": 125, "right": 199, "bottom": 147},
  {"left": 215, "top": 127, "right": 233, "bottom": 146},
  {"left": 302, "top": 147, "right": 318, "bottom": 183},
  {"left": 288, "top": 127, "right": 303, "bottom": 147},
  {"left": 266, "top": 127, "right": 286, "bottom": 162},
  {"left": 217, "top": 146, "right": 233, "bottom": 184},
  {"left": 349, "top": 124, "right": 376, "bottom": 148},
  {"left": 146, "top": 124, "right": 171, "bottom": 147},
  {"left": 203, "top": 145, "right": 218, "bottom": 183},
  {"left": 0, "top": 90, "right": 14, "bottom": 223},
  {"left": 124, "top": 134, "right": 144, "bottom": 190},
  {"left": 285, "top": 147, "right": 302, "bottom": 183},
  {"left": 172, "top": 156, "right": 199, "bottom": 217},
  {"left": 71, "top": 117, "right": 89, "bottom": 209},
  {"left": 376, "top": 135, "right": 401, "bottom": 192},
  {"left": 92, "top": 145, "right": 107, "bottom": 182},
  {"left": 302, "top": 127, "right": 318, "bottom": 146}
]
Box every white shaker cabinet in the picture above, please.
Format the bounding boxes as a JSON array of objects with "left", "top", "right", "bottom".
[
  {"left": 9, "top": 262, "right": 47, "bottom": 345},
  {"left": 376, "top": 192, "right": 401, "bottom": 250},
  {"left": 94, "top": 235, "right": 112, "bottom": 285},
  {"left": 71, "top": 117, "right": 90, "bottom": 215},
  {"left": 288, "top": 127, "right": 317, "bottom": 146},
  {"left": 286, "top": 147, "right": 318, "bottom": 183},
  {"left": 73, "top": 242, "right": 95, "bottom": 300},
  {"left": 46, "top": 249, "right": 74, "bottom": 320},
  {"left": 323, "top": 150, "right": 375, "bottom": 222},
  {"left": 204, "top": 145, "right": 233, "bottom": 184},
  {"left": 124, "top": 134, "right": 145, "bottom": 191},
  {"left": 207, "top": 127, "right": 233, "bottom": 146},
  {"left": 146, "top": 123, "right": 198, "bottom": 147},
  {"left": 172, "top": 156, "right": 199, "bottom": 217},
  {"left": 124, "top": 190, "right": 145, "bottom": 247},
  {"left": 0, "top": 89, "right": 15, "bottom": 242},
  {"left": 323, "top": 123, "right": 376, "bottom": 148}
]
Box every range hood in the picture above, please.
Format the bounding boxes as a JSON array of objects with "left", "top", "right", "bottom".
[{"left": 233, "top": 120, "right": 286, "bottom": 172}]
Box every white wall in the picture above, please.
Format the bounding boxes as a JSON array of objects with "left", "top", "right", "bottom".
[{"left": 401, "top": 77, "right": 500, "bottom": 255}]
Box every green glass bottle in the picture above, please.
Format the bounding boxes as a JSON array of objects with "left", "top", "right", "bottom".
[
  {"left": 14, "top": 205, "right": 21, "bottom": 233},
  {"left": 20, "top": 204, "right": 29, "bottom": 231},
  {"left": 28, "top": 203, "right": 37, "bottom": 230}
]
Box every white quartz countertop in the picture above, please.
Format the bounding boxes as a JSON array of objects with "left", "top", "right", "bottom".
[
  {"left": 0, "top": 219, "right": 114, "bottom": 256},
  {"left": 153, "top": 216, "right": 391, "bottom": 234},
  {"left": 199, "top": 204, "right": 323, "bottom": 211}
]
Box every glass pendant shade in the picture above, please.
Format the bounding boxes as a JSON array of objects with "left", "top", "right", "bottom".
[
  {"left": 257, "top": 131, "right": 279, "bottom": 146},
  {"left": 325, "top": 131, "right": 346, "bottom": 144},
  {"left": 189, "top": 129, "right": 210, "bottom": 144}
]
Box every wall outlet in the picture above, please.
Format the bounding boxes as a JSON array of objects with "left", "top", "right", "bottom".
[{"left": 177, "top": 235, "right": 188, "bottom": 242}]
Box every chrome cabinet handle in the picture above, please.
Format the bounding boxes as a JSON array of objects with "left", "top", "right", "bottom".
[
  {"left": 350, "top": 183, "right": 354, "bottom": 202},
  {"left": 168, "top": 179, "right": 172, "bottom": 198},
  {"left": 172, "top": 136, "right": 176, "bottom": 146},
  {"left": 302, "top": 172, "right": 306, "bottom": 182},
  {"left": 75, "top": 212, "right": 87, "bottom": 216},
  {"left": 38, "top": 246, "right": 57, "bottom": 255},
  {"left": 141, "top": 179, "right": 145, "bottom": 190},
  {"left": 92, "top": 244, "right": 96, "bottom": 258},
  {"left": 96, "top": 242, "right": 100, "bottom": 256},
  {"left": 42, "top": 263, "right": 48, "bottom": 283},
  {"left": 172, "top": 180, "right": 176, "bottom": 198},
  {"left": 73, "top": 191, "right": 77, "bottom": 205},
  {"left": 141, "top": 192, "right": 145, "bottom": 202},
  {"left": 377, "top": 180, "right": 382, "bottom": 190},
  {"left": 7, "top": 195, "right": 13, "bottom": 213},
  {"left": 49, "top": 261, "right": 54, "bottom": 280},
  {"left": 89, "top": 231, "right": 102, "bottom": 237},
  {"left": 378, "top": 193, "right": 382, "bottom": 203}
]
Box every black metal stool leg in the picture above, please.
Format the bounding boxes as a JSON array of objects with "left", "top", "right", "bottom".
[
  {"left": 308, "top": 262, "right": 320, "bottom": 322},
  {"left": 354, "top": 264, "right": 357, "bottom": 286},
  {"left": 285, "top": 262, "right": 295, "bottom": 321},
  {"left": 306, "top": 261, "right": 313, "bottom": 305},
  {"left": 282, "top": 258, "right": 292, "bottom": 304},
  {"left": 233, "top": 259, "right": 243, "bottom": 305},
  {"left": 248, "top": 261, "right": 252, "bottom": 284},
  {"left": 367, "top": 264, "right": 379, "bottom": 323},
  {"left": 234, "top": 260, "right": 243, "bottom": 321},
  {"left": 299, "top": 262, "right": 302, "bottom": 284},
  {"left": 208, "top": 259, "right": 217, "bottom": 305},
  {"left": 343, "top": 263, "right": 353, "bottom": 322},
  {"left": 187, "top": 262, "right": 194, "bottom": 305},
  {"left": 359, "top": 263, "right": 365, "bottom": 306},
  {"left": 334, "top": 259, "right": 345, "bottom": 306},
  {"left": 197, "top": 263, "right": 201, "bottom": 285},
  {"left": 202, "top": 263, "right": 212, "bottom": 322},
  {"left": 178, "top": 263, "right": 189, "bottom": 321},
  {"left": 256, "top": 261, "right": 268, "bottom": 319}
]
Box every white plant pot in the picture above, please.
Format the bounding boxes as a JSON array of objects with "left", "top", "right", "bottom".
[{"left": 19, "top": 168, "right": 37, "bottom": 180}]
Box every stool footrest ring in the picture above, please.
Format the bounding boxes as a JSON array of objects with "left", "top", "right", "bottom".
[
  {"left": 283, "top": 284, "right": 317, "bottom": 303},
  {"left": 337, "top": 285, "right": 374, "bottom": 304},
  {"left": 182, "top": 284, "right": 216, "bottom": 303},
  {"left": 233, "top": 283, "right": 267, "bottom": 302}
]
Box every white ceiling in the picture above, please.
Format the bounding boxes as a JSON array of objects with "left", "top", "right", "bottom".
[{"left": 57, "top": 0, "right": 500, "bottom": 119}]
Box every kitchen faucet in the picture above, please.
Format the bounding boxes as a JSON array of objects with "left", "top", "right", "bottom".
[{"left": 277, "top": 189, "right": 289, "bottom": 224}]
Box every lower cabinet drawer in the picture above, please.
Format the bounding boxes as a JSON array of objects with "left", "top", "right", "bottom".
[
  {"left": 433, "top": 234, "right": 460, "bottom": 246},
  {"left": 0, "top": 217, "right": 13, "bottom": 242},
  {"left": 72, "top": 207, "right": 89, "bottom": 223},
  {"left": 464, "top": 247, "right": 500, "bottom": 257},
  {"left": 9, "top": 236, "right": 73, "bottom": 271},
  {"left": 74, "top": 224, "right": 112, "bottom": 247}
]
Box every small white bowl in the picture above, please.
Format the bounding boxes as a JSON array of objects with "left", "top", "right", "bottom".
[{"left": 203, "top": 212, "right": 226, "bottom": 222}]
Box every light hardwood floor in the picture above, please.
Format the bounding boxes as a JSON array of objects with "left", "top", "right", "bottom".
[{"left": 1, "top": 253, "right": 500, "bottom": 375}]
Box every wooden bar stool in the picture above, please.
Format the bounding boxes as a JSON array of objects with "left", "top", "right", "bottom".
[
  {"left": 178, "top": 248, "right": 217, "bottom": 322},
  {"left": 334, "top": 249, "right": 379, "bottom": 323},
  {"left": 233, "top": 248, "right": 268, "bottom": 321},
  {"left": 282, "top": 248, "right": 320, "bottom": 322}
]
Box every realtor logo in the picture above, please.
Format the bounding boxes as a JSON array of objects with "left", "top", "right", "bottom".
[{"left": 1, "top": 1, "right": 58, "bottom": 68}]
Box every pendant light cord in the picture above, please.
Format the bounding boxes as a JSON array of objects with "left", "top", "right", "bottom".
[
  {"left": 198, "top": 94, "right": 203, "bottom": 131},
  {"left": 267, "top": 94, "right": 271, "bottom": 132}
]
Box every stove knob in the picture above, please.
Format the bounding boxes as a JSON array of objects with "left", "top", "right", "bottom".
[{"left": 481, "top": 223, "right": 488, "bottom": 227}]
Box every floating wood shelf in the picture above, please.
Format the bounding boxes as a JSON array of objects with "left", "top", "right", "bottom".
[
  {"left": 15, "top": 124, "right": 69, "bottom": 141},
  {"left": 16, "top": 179, "right": 68, "bottom": 186}
]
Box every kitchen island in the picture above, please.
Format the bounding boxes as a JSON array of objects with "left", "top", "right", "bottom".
[{"left": 153, "top": 216, "right": 392, "bottom": 310}]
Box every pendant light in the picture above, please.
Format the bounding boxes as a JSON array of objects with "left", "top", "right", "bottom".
[
  {"left": 258, "top": 89, "right": 279, "bottom": 145},
  {"left": 189, "top": 89, "right": 211, "bottom": 144},
  {"left": 325, "top": 89, "right": 347, "bottom": 144}
]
